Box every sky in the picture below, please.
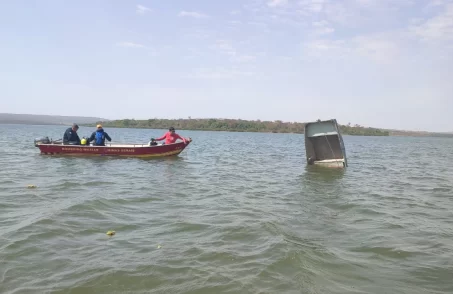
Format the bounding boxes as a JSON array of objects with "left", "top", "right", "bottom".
[{"left": 0, "top": 0, "right": 452, "bottom": 132}]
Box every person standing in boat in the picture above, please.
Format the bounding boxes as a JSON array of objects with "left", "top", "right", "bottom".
[
  {"left": 153, "top": 127, "right": 188, "bottom": 145},
  {"left": 88, "top": 124, "right": 112, "bottom": 146},
  {"left": 63, "top": 123, "right": 81, "bottom": 145}
]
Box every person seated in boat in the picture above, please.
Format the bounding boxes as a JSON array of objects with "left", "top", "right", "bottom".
[
  {"left": 153, "top": 127, "right": 187, "bottom": 145},
  {"left": 148, "top": 138, "right": 158, "bottom": 146},
  {"left": 88, "top": 124, "right": 112, "bottom": 146},
  {"left": 63, "top": 123, "right": 81, "bottom": 145}
]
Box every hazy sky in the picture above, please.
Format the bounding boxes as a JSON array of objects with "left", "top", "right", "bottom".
[{"left": 1, "top": 0, "right": 452, "bottom": 131}]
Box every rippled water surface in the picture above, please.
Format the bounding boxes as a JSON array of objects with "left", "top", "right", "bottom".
[{"left": 1, "top": 124, "right": 452, "bottom": 294}]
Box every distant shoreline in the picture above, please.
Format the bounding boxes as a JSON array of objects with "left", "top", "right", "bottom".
[
  {"left": 0, "top": 113, "right": 107, "bottom": 126},
  {"left": 83, "top": 118, "right": 453, "bottom": 138},
  {"left": 1, "top": 113, "right": 451, "bottom": 137}
]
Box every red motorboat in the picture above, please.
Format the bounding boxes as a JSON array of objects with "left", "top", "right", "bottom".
[{"left": 34, "top": 137, "right": 192, "bottom": 158}]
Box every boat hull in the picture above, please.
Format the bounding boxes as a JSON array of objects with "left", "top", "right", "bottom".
[
  {"left": 304, "top": 119, "right": 347, "bottom": 168},
  {"left": 35, "top": 141, "right": 191, "bottom": 158}
]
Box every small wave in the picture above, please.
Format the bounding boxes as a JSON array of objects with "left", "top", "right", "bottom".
[{"left": 350, "top": 246, "right": 423, "bottom": 259}]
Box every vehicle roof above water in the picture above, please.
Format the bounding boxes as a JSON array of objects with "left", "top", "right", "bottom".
[
  {"left": 304, "top": 119, "right": 338, "bottom": 126},
  {"left": 304, "top": 119, "right": 340, "bottom": 137}
]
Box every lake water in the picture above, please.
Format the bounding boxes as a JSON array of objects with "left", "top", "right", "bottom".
[{"left": 0, "top": 124, "right": 452, "bottom": 294}]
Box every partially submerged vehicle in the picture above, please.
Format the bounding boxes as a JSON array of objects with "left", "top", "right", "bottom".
[{"left": 304, "top": 119, "right": 347, "bottom": 168}]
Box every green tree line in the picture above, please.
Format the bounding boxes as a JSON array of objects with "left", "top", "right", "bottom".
[{"left": 87, "top": 118, "right": 390, "bottom": 136}]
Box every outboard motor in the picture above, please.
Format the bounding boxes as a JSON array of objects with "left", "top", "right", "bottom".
[{"left": 34, "top": 136, "right": 50, "bottom": 147}]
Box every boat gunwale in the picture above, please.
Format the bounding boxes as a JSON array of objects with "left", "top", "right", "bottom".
[{"left": 35, "top": 141, "right": 188, "bottom": 149}]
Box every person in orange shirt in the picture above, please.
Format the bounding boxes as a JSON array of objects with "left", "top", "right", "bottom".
[{"left": 154, "top": 127, "right": 188, "bottom": 145}]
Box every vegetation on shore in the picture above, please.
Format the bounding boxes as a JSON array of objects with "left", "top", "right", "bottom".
[
  {"left": 87, "top": 118, "right": 390, "bottom": 136},
  {"left": 2, "top": 113, "right": 450, "bottom": 137}
]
